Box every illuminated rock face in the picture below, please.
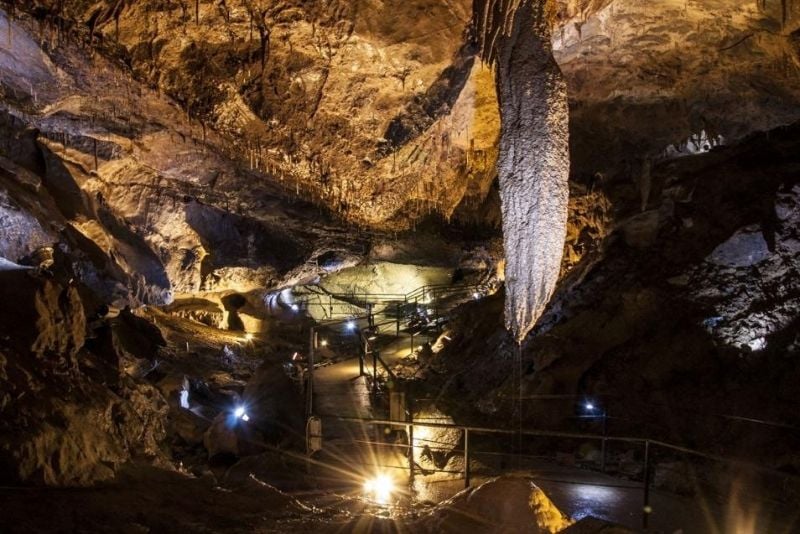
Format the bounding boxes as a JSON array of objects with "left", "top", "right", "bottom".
[{"left": 477, "top": 0, "right": 570, "bottom": 342}]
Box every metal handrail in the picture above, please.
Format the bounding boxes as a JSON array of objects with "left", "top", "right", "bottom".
[
  {"left": 295, "top": 281, "right": 486, "bottom": 310},
  {"left": 324, "top": 414, "right": 800, "bottom": 480},
  {"left": 316, "top": 414, "right": 799, "bottom": 529}
]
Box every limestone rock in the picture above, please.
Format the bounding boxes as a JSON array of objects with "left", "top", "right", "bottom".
[
  {"left": 422, "top": 475, "right": 573, "bottom": 533},
  {"left": 242, "top": 362, "right": 305, "bottom": 444},
  {"left": 0, "top": 270, "right": 85, "bottom": 361},
  {"left": 0, "top": 273, "right": 169, "bottom": 486},
  {"left": 707, "top": 225, "right": 771, "bottom": 267},
  {"left": 620, "top": 210, "right": 661, "bottom": 249},
  {"left": 204, "top": 413, "right": 244, "bottom": 460},
  {"left": 413, "top": 407, "right": 463, "bottom": 474},
  {"left": 477, "top": 0, "right": 570, "bottom": 342}
]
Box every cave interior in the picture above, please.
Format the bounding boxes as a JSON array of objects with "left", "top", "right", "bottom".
[{"left": 1, "top": 1, "right": 800, "bottom": 533}]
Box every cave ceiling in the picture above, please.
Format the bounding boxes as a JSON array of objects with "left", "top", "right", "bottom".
[{"left": 0, "top": 0, "right": 798, "bottom": 302}]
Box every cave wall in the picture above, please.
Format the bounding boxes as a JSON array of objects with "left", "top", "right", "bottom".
[
  {"left": 0, "top": 1, "right": 798, "bottom": 330},
  {"left": 0, "top": 7, "right": 375, "bottom": 304},
  {"left": 427, "top": 121, "right": 800, "bottom": 465}
]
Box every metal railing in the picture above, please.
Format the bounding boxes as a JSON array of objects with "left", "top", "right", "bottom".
[
  {"left": 303, "top": 280, "right": 489, "bottom": 417},
  {"left": 291, "top": 282, "right": 488, "bottom": 320},
  {"left": 313, "top": 414, "right": 800, "bottom": 531}
]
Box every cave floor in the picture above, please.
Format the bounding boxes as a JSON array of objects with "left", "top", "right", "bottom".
[{"left": 2, "top": 458, "right": 794, "bottom": 534}]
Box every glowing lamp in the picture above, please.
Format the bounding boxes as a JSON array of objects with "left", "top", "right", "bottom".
[
  {"left": 291, "top": 304, "right": 299, "bottom": 312},
  {"left": 346, "top": 320, "right": 357, "bottom": 331},
  {"left": 234, "top": 406, "right": 249, "bottom": 421},
  {"left": 585, "top": 402, "right": 595, "bottom": 411},
  {"left": 363, "top": 474, "right": 394, "bottom": 505},
  {"left": 244, "top": 333, "right": 254, "bottom": 342},
  {"left": 179, "top": 389, "right": 190, "bottom": 409}
]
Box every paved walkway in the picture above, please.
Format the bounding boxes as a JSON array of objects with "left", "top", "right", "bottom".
[{"left": 312, "top": 332, "right": 420, "bottom": 438}]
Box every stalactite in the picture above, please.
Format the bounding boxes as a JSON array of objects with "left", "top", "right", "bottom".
[
  {"left": 474, "top": 0, "right": 569, "bottom": 343},
  {"left": 781, "top": 0, "right": 788, "bottom": 27}
]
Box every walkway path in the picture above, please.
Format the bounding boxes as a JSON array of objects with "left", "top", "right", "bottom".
[{"left": 313, "top": 333, "right": 419, "bottom": 439}]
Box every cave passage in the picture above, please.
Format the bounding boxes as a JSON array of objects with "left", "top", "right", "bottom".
[{"left": 1, "top": 1, "right": 799, "bottom": 533}]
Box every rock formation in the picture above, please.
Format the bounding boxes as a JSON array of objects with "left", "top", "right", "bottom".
[
  {"left": 0, "top": 269, "right": 168, "bottom": 486},
  {"left": 475, "top": 0, "right": 570, "bottom": 341}
]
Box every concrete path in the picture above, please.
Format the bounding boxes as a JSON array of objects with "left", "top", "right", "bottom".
[{"left": 312, "top": 332, "right": 421, "bottom": 438}]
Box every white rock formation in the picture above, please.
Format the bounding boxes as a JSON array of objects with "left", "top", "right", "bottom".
[{"left": 476, "top": 0, "right": 570, "bottom": 342}]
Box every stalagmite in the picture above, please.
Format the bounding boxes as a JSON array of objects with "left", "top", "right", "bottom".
[{"left": 474, "top": 0, "right": 570, "bottom": 343}]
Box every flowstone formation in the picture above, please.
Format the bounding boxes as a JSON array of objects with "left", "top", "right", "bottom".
[{"left": 474, "top": 0, "right": 570, "bottom": 342}]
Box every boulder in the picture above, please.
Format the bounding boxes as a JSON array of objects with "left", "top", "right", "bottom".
[
  {"left": 413, "top": 407, "right": 463, "bottom": 474},
  {"left": 204, "top": 413, "right": 243, "bottom": 459},
  {"left": 706, "top": 225, "right": 771, "bottom": 267},
  {"left": 620, "top": 210, "right": 660, "bottom": 249},
  {"left": 241, "top": 362, "right": 304, "bottom": 444},
  {"left": 421, "top": 476, "right": 573, "bottom": 533},
  {"left": 0, "top": 377, "right": 168, "bottom": 486},
  {"left": 0, "top": 270, "right": 85, "bottom": 362},
  {"left": 0, "top": 272, "right": 169, "bottom": 486},
  {"left": 203, "top": 411, "right": 264, "bottom": 460},
  {"left": 170, "top": 407, "right": 210, "bottom": 447}
]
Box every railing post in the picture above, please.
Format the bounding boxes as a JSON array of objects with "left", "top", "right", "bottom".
[
  {"left": 407, "top": 422, "right": 415, "bottom": 491},
  {"left": 601, "top": 413, "right": 608, "bottom": 473},
  {"left": 642, "top": 439, "right": 652, "bottom": 530},
  {"left": 464, "top": 428, "right": 471, "bottom": 489},
  {"left": 396, "top": 302, "right": 400, "bottom": 336},
  {"left": 372, "top": 348, "right": 378, "bottom": 395},
  {"left": 307, "top": 327, "right": 315, "bottom": 418},
  {"left": 359, "top": 339, "right": 365, "bottom": 377}
]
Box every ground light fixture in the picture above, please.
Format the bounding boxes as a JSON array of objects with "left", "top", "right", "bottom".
[
  {"left": 233, "top": 406, "right": 250, "bottom": 422},
  {"left": 244, "top": 332, "right": 254, "bottom": 342},
  {"left": 346, "top": 320, "right": 357, "bottom": 331},
  {"left": 291, "top": 304, "right": 300, "bottom": 312},
  {"left": 179, "top": 389, "right": 190, "bottom": 409},
  {"left": 363, "top": 473, "right": 395, "bottom": 505}
]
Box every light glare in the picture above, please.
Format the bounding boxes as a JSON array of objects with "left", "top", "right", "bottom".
[
  {"left": 179, "top": 389, "right": 190, "bottom": 409},
  {"left": 363, "top": 474, "right": 394, "bottom": 505}
]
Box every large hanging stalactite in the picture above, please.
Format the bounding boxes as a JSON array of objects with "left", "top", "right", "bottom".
[{"left": 474, "top": 0, "right": 570, "bottom": 343}]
